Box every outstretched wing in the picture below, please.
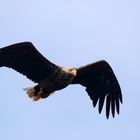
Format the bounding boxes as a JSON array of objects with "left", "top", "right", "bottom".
[
  {"left": 0, "top": 42, "right": 59, "bottom": 83},
  {"left": 72, "top": 60, "right": 122, "bottom": 118}
]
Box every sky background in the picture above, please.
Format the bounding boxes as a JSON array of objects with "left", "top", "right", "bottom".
[{"left": 0, "top": 0, "right": 140, "bottom": 140}]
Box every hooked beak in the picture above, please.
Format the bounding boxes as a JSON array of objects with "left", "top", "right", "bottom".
[{"left": 70, "top": 69, "right": 77, "bottom": 76}]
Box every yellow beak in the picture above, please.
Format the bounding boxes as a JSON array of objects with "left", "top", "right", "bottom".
[{"left": 70, "top": 69, "right": 77, "bottom": 76}]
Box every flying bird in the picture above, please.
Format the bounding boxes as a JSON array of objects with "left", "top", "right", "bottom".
[{"left": 0, "top": 42, "right": 122, "bottom": 118}]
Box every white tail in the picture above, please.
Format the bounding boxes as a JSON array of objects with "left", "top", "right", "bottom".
[
  {"left": 23, "top": 86, "right": 55, "bottom": 101},
  {"left": 23, "top": 87, "right": 35, "bottom": 98}
]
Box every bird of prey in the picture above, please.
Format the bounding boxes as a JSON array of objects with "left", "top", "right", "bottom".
[{"left": 0, "top": 42, "right": 122, "bottom": 118}]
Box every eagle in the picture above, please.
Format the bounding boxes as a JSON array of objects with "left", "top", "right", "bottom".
[{"left": 0, "top": 42, "right": 122, "bottom": 118}]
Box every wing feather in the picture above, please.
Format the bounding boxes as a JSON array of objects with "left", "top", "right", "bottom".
[
  {"left": 0, "top": 42, "right": 59, "bottom": 83},
  {"left": 72, "top": 60, "right": 122, "bottom": 118}
]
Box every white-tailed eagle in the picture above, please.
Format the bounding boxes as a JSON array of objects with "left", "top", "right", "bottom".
[{"left": 0, "top": 42, "right": 122, "bottom": 118}]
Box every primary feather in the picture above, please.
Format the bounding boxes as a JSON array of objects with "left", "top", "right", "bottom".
[{"left": 72, "top": 60, "right": 122, "bottom": 118}]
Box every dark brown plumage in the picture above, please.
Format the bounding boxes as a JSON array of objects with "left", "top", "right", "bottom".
[
  {"left": 72, "top": 61, "right": 122, "bottom": 118},
  {"left": 0, "top": 42, "right": 122, "bottom": 118}
]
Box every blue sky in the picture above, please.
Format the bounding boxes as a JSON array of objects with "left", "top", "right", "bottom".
[{"left": 0, "top": 0, "right": 140, "bottom": 140}]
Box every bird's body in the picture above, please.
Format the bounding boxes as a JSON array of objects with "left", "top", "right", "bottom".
[
  {"left": 0, "top": 42, "right": 122, "bottom": 118},
  {"left": 26, "top": 67, "right": 77, "bottom": 100}
]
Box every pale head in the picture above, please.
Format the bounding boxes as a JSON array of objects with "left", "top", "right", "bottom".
[{"left": 61, "top": 67, "right": 77, "bottom": 76}]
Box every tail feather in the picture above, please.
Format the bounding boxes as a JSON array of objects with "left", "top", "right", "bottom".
[
  {"left": 23, "top": 87, "right": 35, "bottom": 98},
  {"left": 23, "top": 86, "right": 42, "bottom": 101},
  {"left": 23, "top": 85, "right": 54, "bottom": 101}
]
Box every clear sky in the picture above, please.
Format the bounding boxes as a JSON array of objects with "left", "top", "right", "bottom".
[{"left": 0, "top": 0, "right": 140, "bottom": 140}]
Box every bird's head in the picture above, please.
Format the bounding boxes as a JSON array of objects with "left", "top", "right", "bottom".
[{"left": 62, "top": 67, "right": 77, "bottom": 76}]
